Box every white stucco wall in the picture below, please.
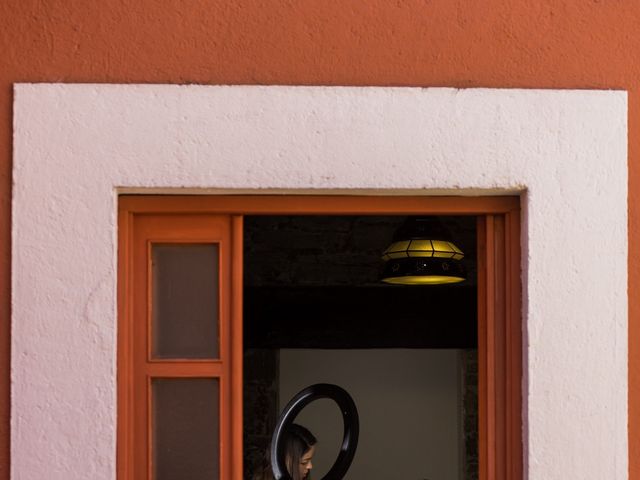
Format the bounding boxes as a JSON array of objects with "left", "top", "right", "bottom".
[{"left": 12, "top": 85, "right": 627, "bottom": 479}]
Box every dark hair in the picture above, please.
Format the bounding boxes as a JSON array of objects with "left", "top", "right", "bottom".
[{"left": 253, "top": 424, "right": 317, "bottom": 480}]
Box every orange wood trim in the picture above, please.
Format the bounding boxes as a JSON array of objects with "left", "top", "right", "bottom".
[
  {"left": 144, "top": 362, "right": 225, "bottom": 377},
  {"left": 117, "top": 207, "right": 135, "bottom": 480},
  {"left": 476, "top": 216, "right": 488, "bottom": 480},
  {"left": 134, "top": 217, "right": 150, "bottom": 480},
  {"left": 119, "top": 195, "right": 519, "bottom": 215},
  {"left": 146, "top": 240, "right": 153, "bottom": 364},
  {"left": 476, "top": 216, "right": 487, "bottom": 480},
  {"left": 231, "top": 215, "right": 244, "bottom": 480},
  {"left": 220, "top": 216, "right": 232, "bottom": 480},
  {"left": 493, "top": 215, "right": 507, "bottom": 480},
  {"left": 138, "top": 216, "right": 230, "bottom": 363},
  {"left": 119, "top": 212, "right": 234, "bottom": 480},
  {"left": 146, "top": 376, "right": 153, "bottom": 480},
  {"left": 118, "top": 195, "right": 522, "bottom": 480},
  {"left": 477, "top": 212, "right": 522, "bottom": 480},
  {"left": 506, "top": 209, "right": 523, "bottom": 479},
  {"left": 478, "top": 215, "right": 497, "bottom": 480}
]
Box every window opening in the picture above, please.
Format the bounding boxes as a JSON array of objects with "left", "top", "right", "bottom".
[{"left": 243, "top": 215, "right": 478, "bottom": 480}]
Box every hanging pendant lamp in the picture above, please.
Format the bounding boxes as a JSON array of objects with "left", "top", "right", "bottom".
[{"left": 380, "top": 217, "right": 466, "bottom": 285}]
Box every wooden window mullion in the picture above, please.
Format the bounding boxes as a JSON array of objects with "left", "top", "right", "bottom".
[{"left": 231, "top": 215, "right": 244, "bottom": 480}]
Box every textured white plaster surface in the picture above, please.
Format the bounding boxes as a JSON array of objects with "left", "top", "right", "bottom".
[{"left": 12, "top": 85, "right": 627, "bottom": 479}]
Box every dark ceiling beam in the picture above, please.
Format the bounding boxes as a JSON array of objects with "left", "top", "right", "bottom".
[{"left": 244, "top": 286, "right": 477, "bottom": 349}]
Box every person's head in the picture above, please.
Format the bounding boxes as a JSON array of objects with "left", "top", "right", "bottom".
[
  {"left": 283, "top": 424, "right": 317, "bottom": 480},
  {"left": 253, "top": 424, "right": 317, "bottom": 480}
]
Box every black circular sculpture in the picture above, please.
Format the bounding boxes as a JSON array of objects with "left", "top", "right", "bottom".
[{"left": 270, "top": 383, "right": 359, "bottom": 480}]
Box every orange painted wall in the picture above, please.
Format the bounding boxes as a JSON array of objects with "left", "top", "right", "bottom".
[{"left": 0, "top": 1, "right": 638, "bottom": 478}]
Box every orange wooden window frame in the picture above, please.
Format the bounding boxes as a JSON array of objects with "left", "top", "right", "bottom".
[{"left": 118, "top": 195, "right": 521, "bottom": 480}]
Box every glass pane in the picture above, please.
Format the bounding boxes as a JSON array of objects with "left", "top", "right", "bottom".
[
  {"left": 153, "top": 378, "right": 220, "bottom": 480},
  {"left": 152, "top": 244, "right": 219, "bottom": 358}
]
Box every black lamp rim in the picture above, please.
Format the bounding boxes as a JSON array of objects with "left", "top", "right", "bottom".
[
  {"left": 380, "top": 256, "right": 467, "bottom": 284},
  {"left": 270, "top": 383, "right": 359, "bottom": 480}
]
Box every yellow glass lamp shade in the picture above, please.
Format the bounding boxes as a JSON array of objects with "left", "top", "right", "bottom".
[
  {"left": 382, "top": 274, "right": 466, "bottom": 285},
  {"left": 380, "top": 217, "right": 467, "bottom": 285},
  {"left": 381, "top": 256, "right": 466, "bottom": 285},
  {"left": 381, "top": 239, "right": 464, "bottom": 261}
]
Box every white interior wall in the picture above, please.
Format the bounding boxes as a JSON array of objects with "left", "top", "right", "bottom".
[{"left": 279, "top": 349, "right": 462, "bottom": 480}]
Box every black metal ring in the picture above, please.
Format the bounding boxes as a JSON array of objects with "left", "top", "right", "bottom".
[{"left": 270, "top": 383, "right": 359, "bottom": 480}]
